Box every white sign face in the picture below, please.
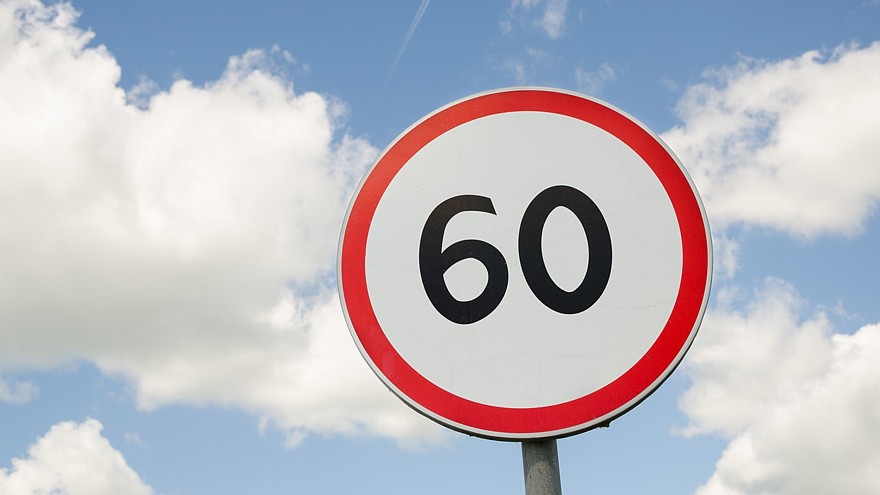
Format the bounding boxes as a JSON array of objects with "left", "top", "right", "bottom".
[{"left": 338, "top": 88, "right": 712, "bottom": 440}]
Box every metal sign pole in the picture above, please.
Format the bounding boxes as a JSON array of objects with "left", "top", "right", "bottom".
[{"left": 522, "top": 439, "right": 562, "bottom": 495}]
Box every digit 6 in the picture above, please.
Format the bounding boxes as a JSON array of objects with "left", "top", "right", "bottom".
[{"left": 418, "top": 195, "right": 509, "bottom": 325}]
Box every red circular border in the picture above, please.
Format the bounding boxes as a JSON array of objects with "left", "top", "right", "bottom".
[{"left": 339, "top": 89, "right": 710, "bottom": 439}]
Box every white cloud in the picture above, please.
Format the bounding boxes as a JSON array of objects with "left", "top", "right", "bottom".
[
  {"left": 681, "top": 279, "right": 880, "bottom": 494},
  {"left": 0, "top": 419, "right": 153, "bottom": 495},
  {"left": 0, "top": 376, "right": 38, "bottom": 404},
  {"left": 0, "top": 0, "right": 443, "bottom": 446},
  {"left": 123, "top": 432, "right": 145, "bottom": 447},
  {"left": 536, "top": 0, "right": 568, "bottom": 39},
  {"left": 668, "top": 40, "right": 880, "bottom": 495},
  {"left": 501, "top": 0, "right": 569, "bottom": 39},
  {"left": 663, "top": 43, "right": 880, "bottom": 237},
  {"left": 711, "top": 233, "right": 740, "bottom": 279},
  {"left": 574, "top": 62, "right": 616, "bottom": 95},
  {"left": 499, "top": 46, "right": 549, "bottom": 84}
]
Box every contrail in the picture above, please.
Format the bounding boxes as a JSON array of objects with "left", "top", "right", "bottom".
[{"left": 386, "top": 0, "right": 431, "bottom": 84}]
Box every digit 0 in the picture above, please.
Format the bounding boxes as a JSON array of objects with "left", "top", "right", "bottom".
[{"left": 518, "top": 185, "right": 612, "bottom": 314}]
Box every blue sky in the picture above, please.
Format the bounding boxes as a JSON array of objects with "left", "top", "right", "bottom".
[{"left": 1, "top": 1, "right": 879, "bottom": 493}]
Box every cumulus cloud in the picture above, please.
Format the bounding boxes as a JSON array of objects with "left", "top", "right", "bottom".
[
  {"left": 501, "top": 0, "right": 569, "bottom": 39},
  {"left": 666, "top": 41, "right": 880, "bottom": 494},
  {"left": 0, "top": 0, "right": 442, "bottom": 446},
  {"left": 680, "top": 279, "right": 880, "bottom": 494},
  {"left": 663, "top": 43, "right": 880, "bottom": 237},
  {"left": 0, "top": 419, "right": 153, "bottom": 495}
]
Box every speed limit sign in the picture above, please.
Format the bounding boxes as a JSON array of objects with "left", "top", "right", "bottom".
[{"left": 338, "top": 88, "right": 712, "bottom": 440}]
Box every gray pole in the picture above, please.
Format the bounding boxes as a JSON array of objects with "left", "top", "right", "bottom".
[{"left": 522, "top": 439, "right": 562, "bottom": 495}]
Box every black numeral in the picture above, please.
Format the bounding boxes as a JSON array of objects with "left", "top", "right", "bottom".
[
  {"left": 518, "top": 185, "right": 612, "bottom": 314},
  {"left": 419, "top": 186, "right": 612, "bottom": 324},
  {"left": 419, "top": 195, "right": 509, "bottom": 324}
]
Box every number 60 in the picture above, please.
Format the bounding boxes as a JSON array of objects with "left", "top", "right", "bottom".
[{"left": 419, "top": 185, "right": 612, "bottom": 324}]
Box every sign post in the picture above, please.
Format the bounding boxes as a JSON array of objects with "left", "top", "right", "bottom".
[
  {"left": 523, "top": 439, "right": 562, "bottom": 495},
  {"left": 338, "top": 88, "right": 712, "bottom": 492}
]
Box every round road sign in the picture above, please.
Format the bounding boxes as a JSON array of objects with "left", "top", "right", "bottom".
[{"left": 338, "top": 87, "right": 712, "bottom": 440}]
